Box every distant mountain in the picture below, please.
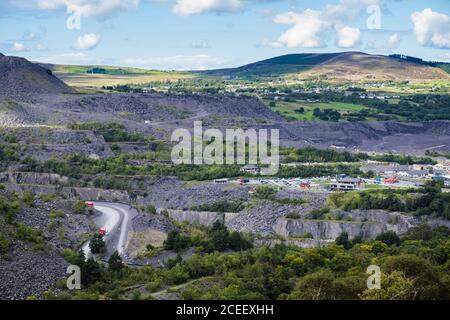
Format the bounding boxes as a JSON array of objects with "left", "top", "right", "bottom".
[
  {"left": 0, "top": 54, "right": 75, "bottom": 98},
  {"left": 200, "top": 52, "right": 450, "bottom": 81}
]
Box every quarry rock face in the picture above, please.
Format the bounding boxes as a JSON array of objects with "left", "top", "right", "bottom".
[
  {"left": 273, "top": 210, "right": 450, "bottom": 240},
  {"left": 274, "top": 218, "right": 387, "bottom": 239}
]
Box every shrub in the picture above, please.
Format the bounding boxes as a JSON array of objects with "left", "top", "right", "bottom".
[
  {"left": 72, "top": 201, "right": 87, "bottom": 214},
  {"left": 145, "top": 205, "right": 157, "bottom": 215},
  {"left": 15, "top": 223, "right": 44, "bottom": 244},
  {"left": 0, "top": 233, "right": 10, "bottom": 256},
  {"left": 376, "top": 230, "right": 401, "bottom": 247},
  {"left": 40, "top": 193, "right": 57, "bottom": 202},
  {"left": 61, "top": 248, "right": 86, "bottom": 266},
  {"left": 335, "top": 232, "right": 351, "bottom": 250},
  {"left": 22, "top": 191, "right": 35, "bottom": 207},
  {"left": 286, "top": 212, "right": 300, "bottom": 219}
]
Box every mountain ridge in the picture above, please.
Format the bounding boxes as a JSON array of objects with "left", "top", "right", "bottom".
[{"left": 199, "top": 51, "right": 450, "bottom": 81}]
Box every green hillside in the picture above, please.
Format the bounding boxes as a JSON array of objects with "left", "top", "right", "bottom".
[{"left": 200, "top": 52, "right": 450, "bottom": 81}]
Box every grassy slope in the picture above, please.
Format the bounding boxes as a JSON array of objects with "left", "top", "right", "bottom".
[
  {"left": 202, "top": 52, "right": 450, "bottom": 83},
  {"left": 266, "top": 99, "right": 368, "bottom": 121},
  {"left": 39, "top": 63, "right": 195, "bottom": 89}
]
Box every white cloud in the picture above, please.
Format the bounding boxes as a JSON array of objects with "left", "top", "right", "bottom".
[
  {"left": 272, "top": 10, "right": 328, "bottom": 48},
  {"left": 33, "top": 52, "right": 93, "bottom": 64},
  {"left": 10, "top": 0, "right": 140, "bottom": 17},
  {"left": 22, "top": 31, "right": 37, "bottom": 41},
  {"left": 191, "top": 40, "right": 210, "bottom": 49},
  {"left": 411, "top": 8, "right": 450, "bottom": 49},
  {"left": 267, "top": 0, "right": 380, "bottom": 49},
  {"left": 260, "top": 39, "right": 283, "bottom": 49},
  {"left": 336, "top": 26, "right": 360, "bottom": 48},
  {"left": 122, "top": 54, "right": 227, "bottom": 70},
  {"left": 73, "top": 33, "right": 101, "bottom": 50},
  {"left": 323, "top": 0, "right": 381, "bottom": 21},
  {"left": 35, "top": 43, "right": 49, "bottom": 51},
  {"left": 173, "top": 0, "right": 243, "bottom": 16},
  {"left": 387, "top": 33, "right": 400, "bottom": 47},
  {"left": 11, "top": 42, "right": 28, "bottom": 52}
]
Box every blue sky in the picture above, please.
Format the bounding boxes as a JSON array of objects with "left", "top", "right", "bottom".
[{"left": 0, "top": 0, "right": 449, "bottom": 70}]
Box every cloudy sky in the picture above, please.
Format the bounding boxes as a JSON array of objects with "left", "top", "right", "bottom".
[{"left": 0, "top": 0, "right": 449, "bottom": 70}]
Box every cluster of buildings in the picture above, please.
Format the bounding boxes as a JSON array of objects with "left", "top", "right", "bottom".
[
  {"left": 343, "top": 91, "right": 400, "bottom": 100},
  {"left": 361, "top": 161, "right": 450, "bottom": 183}
]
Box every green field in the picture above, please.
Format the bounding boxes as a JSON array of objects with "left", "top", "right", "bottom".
[
  {"left": 37, "top": 63, "right": 194, "bottom": 89},
  {"left": 265, "top": 99, "right": 368, "bottom": 121}
]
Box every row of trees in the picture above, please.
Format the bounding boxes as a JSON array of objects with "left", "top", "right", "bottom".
[
  {"left": 164, "top": 221, "right": 252, "bottom": 253},
  {"left": 55, "top": 224, "right": 450, "bottom": 300},
  {"left": 68, "top": 122, "right": 151, "bottom": 143}
]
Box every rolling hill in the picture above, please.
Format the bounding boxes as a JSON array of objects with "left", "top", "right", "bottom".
[
  {"left": 37, "top": 63, "right": 193, "bottom": 89},
  {"left": 200, "top": 52, "right": 450, "bottom": 81}
]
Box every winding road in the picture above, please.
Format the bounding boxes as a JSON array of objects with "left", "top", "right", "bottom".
[{"left": 82, "top": 202, "right": 138, "bottom": 260}]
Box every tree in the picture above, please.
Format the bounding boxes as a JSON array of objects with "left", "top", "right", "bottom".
[
  {"left": 89, "top": 233, "right": 106, "bottom": 254},
  {"left": 360, "top": 271, "right": 415, "bottom": 300},
  {"left": 208, "top": 221, "right": 229, "bottom": 251},
  {"left": 229, "top": 231, "right": 252, "bottom": 251},
  {"left": 376, "top": 230, "right": 400, "bottom": 246},
  {"left": 164, "top": 231, "right": 190, "bottom": 251},
  {"left": 82, "top": 258, "right": 102, "bottom": 286},
  {"left": 287, "top": 269, "right": 337, "bottom": 300},
  {"left": 335, "top": 232, "right": 352, "bottom": 250},
  {"left": 108, "top": 251, "right": 123, "bottom": 272}
]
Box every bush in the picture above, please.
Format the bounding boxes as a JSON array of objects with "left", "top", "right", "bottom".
[
  {"left": 164, "top": 231, "right": 191, "bottom": 251},
  {"left": 145, "top": 205, "right": 157, "bottom": 215},
  {"left": 49, "top": 210, "right": 64, "bottom": 219},
  {"left": 286, "top": 212, "right": 300, "bottom": 219},
  {"left": 22, "top": 191, "right": 35, "bottom": 207},
  {"left": 308, "top": 207, "right": 330, "bottom": 220},
  {"left": 61, "top": 248, "right": 86, "bottom": 266},
  {"left": 40, "top": 193, "right": 57, "bottom": 202},
  {"left": 72, "top": 201, "right": 87, "bottom": 214},
  {"left": 15, "top": 223, "right": 44, "bottom": 244},
  {"left": 255, "top": 186, "right": 277, "bottom": 200},
  {"left": 0, "top": 233, "right": 10, "bottom": 256},
  {"left": 0, "top": 197, "right": 20, "bottom": 224},
  {"left": 335, "top": 232, "right": 351, "bottom": 250},
  {"left": 376, "top": 230, "right": 401, "bottom": 246}
]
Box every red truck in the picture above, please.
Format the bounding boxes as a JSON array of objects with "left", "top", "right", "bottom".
[
  {"left": 85, "top": 201, "right": 94, "bottom": 209},
  {"left": 99, "top": 228, "right": 107, "bottom": 237}
]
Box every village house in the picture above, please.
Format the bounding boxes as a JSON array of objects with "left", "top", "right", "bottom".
[
  {"left": 329, "top": 177, "right": 363, "bottom": 191},
  {"left": 434, "top": 162, "right": 450, "bottom": 173},
  {"left": 396, "top": 170, "right": 429, "bottom": 178},
  {"left": 412, "top": 164, "right": 433, "bottom": 171},
  {"left": 240, "top": 164, "right": 260, "bottom": 174}
]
